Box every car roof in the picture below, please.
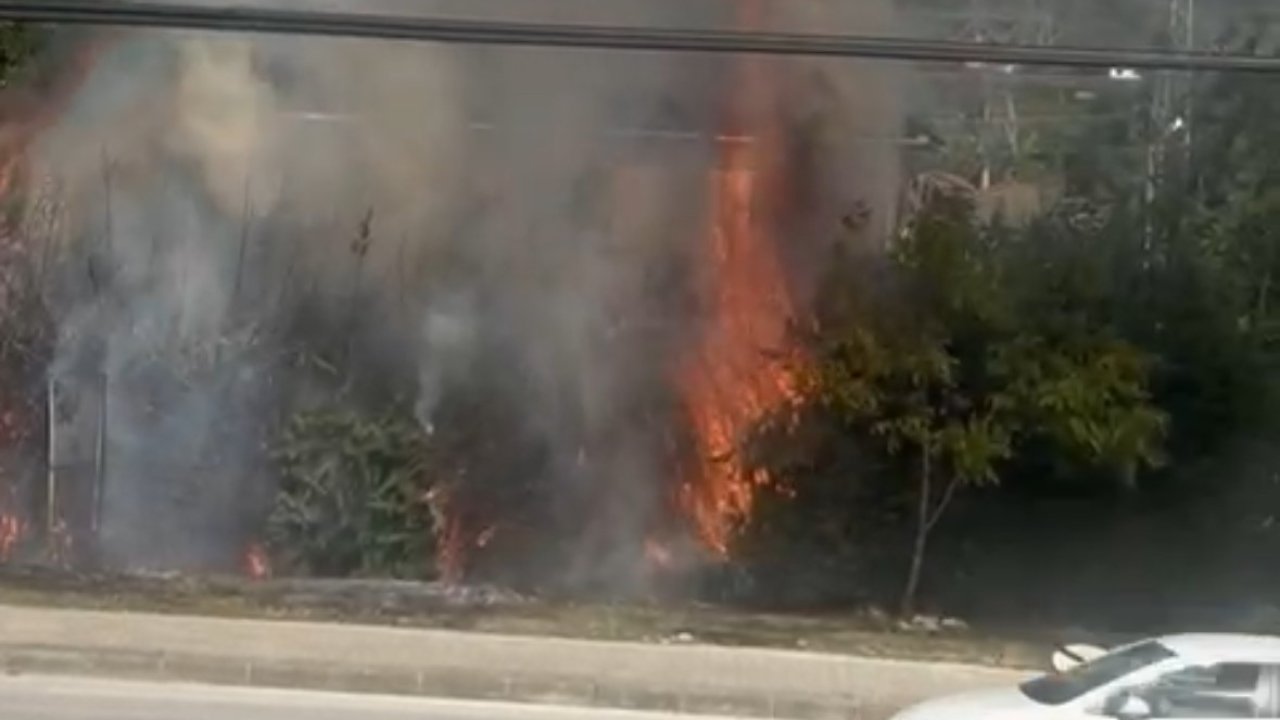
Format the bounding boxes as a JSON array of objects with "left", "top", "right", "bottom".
[{"left": 1157, "top": 633, "right": 1280, "bottom": 664}]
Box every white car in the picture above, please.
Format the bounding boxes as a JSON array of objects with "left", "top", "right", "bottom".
[{"left": 893, "top": 634, "right": 1280, "bottom": 720}]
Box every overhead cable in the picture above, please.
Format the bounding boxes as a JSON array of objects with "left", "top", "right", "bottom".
[{"left": 1, "top": 0, "right": 1279, "bottom": 73}]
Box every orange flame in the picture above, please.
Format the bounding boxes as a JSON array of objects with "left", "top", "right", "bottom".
[
  {"left": 243, "top": 542, "right": 271, "bottom": 580},
  {"left": 677, "top": 0, "right": 804, "bottom": 557},
  {"left": 0, "top": 512, "right": 23, "bottom": 562}
]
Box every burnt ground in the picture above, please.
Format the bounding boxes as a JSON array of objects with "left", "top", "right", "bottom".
[{"left": 0, "top": 565, "right": 1109, "bottom": 670}]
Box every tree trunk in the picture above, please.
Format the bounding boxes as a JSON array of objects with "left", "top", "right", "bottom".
[{"left": 899, "top": 449, "right": 931, "bottom": 618}]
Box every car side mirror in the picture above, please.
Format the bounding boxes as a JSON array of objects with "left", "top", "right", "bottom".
[
  {"left": 1110, "top": 692, "right": 1153, "bottom": 720},
  {"left": 1052, "top": 643, "right": 1107, "bottom": 672}
]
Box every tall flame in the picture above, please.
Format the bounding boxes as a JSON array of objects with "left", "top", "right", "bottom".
[{"left": 677, "top": 0, "right": 803, "bottom": 556}]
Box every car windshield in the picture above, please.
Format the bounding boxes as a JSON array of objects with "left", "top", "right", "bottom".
[{"left": 1021, "top": 642, "right": 1177, "bottom": 706}]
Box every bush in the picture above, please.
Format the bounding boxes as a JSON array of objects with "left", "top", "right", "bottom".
[{"left": 267, "top": 406, "right": 440, "bottom": 578}]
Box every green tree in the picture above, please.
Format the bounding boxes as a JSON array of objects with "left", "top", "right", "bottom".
[{"left": 792, "top": 186, "right": 1165, "bottom": 615}]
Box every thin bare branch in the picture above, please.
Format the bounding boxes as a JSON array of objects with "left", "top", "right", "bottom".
[{"left": 925, "top": 474, "right": 961, "bottom": 534}]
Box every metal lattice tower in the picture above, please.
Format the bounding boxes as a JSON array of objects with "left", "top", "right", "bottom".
[
  {"left": 949, "top": 0, "right": 1059, "bottom": 189},
  {"left": 1156, "top": 0, "right": 1196, "bottom": 138},
  {"left": 1144, "top": 0, "right": 1196, "bottom": 248},
  {"left": 1147, "top": 0, "right": 1195, "bottom": 197}
]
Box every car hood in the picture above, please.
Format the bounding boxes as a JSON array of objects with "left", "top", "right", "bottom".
[{"left": 893, "top": 686, "right": 1042, "bottom": 720}]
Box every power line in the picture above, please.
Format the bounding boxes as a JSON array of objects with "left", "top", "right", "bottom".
[{"left": 1, "top": 0, "right": 1280, "bottom": 73}]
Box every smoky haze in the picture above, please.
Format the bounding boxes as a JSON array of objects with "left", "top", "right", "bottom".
[{"left": 24, "top": 0, "right": 902, "bottom": 588}]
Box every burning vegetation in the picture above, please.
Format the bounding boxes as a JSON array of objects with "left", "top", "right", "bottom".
[
  {"left": 0, "top": 3, "right": 896, "bottom": 592},
  {"left": 677, "top": 0, "right": 804, "bottom": 558},
  {"left": 7, "top": 1, "right": 1274, "bottom": 631},
  {"left": 0, "top": 27, "right": 102, "bottom": 567}
]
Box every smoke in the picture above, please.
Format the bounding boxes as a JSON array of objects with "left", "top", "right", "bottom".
[
  {"left": 34, "top": 28, "right": 470, "bottom": 570},
  {"left": 23, "top": 0, "right": 902, "bottom": 586}
]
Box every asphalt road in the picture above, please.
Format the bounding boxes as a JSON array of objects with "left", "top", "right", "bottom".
[{"left": 0, "top": 675, "right": 752, "bottom": 720}]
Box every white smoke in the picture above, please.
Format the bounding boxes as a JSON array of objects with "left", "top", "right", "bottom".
[{"left": 26, "top": 0, "right": 902, "bottom": 583}]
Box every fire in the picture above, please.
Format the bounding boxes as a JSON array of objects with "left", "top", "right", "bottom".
[
  {"left": 676, "top": 0, "right": 804, "bottom": 556},
  {"left": 426, "top": 484, "right": 466, "bottom": 583},
  {"left": 678, "top": 146, "right": 799, "bottom": 555},
  {"left": 0, "top": 471, "right": 25, "bottom": 562},
  {"left": 243, "top": 542, "right": 271, "bottom": 580},
  {"left": 437, "top": 516, "right": 465, "bottom": 584},
  {"left": 0, "top": 511, "right": 23, "bottom": 562}
]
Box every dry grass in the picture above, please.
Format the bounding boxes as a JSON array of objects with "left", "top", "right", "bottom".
[{"left": 0, "top": 565, "right": 1055, "bottom": 669}]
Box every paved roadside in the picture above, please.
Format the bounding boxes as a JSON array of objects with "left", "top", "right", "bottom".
[
  {"left": 0, "top": 671, "right": 773, "bottom": 717},
  {"left": 0, "top": 604, "right": 1030, "bottom": 719},
  {"left": 0, "top": 675, "right": 757, "bottom": 720}
]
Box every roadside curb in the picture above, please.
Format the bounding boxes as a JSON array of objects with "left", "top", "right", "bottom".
[
  {"left": 0, "top": 643, "right": 856, "bottom": 719},
  {"left": 0, "top": 605, "right": 1029, "bottom": 719}
]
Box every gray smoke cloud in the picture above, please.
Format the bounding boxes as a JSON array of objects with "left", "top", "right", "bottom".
[{"left": 26, "top": 0, "right": 902, "bottom": 586}]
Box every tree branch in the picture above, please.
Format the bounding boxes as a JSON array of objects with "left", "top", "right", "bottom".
[{"left": 924, "top": 474, "right": 960, "bottom": 534}]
